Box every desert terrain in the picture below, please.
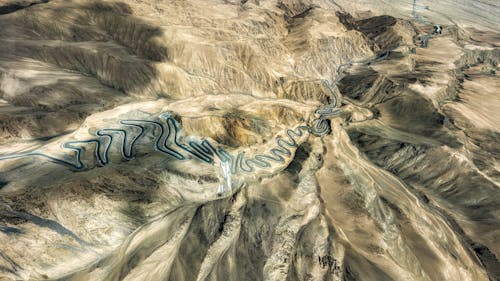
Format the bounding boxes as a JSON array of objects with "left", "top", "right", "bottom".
[{"left": 0, "top": 0, "right": 498, "bottom": 280}]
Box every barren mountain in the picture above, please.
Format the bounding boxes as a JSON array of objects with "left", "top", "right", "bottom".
[{"left": 0, "top": 0, "right": 498, "bottom": 280}]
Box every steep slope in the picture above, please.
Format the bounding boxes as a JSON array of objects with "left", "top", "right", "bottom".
[{"left": 0, "top": 0, "right": 498, "bottom": 280}]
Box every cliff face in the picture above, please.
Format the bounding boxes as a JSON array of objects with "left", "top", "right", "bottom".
[{"left": 0, "top": 0, "right": 498, "bottom": 280}]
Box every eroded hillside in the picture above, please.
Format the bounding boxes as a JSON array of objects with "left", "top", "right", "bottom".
[{"left": 0, "top": 0, "right": 498, "bottom": 280}]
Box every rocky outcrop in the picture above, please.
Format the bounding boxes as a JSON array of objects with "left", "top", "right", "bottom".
[{"left": 0, "top": 0, "right": 498, "bottom": 280}]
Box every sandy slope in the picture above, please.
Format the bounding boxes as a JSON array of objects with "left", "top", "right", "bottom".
[{"left": 0, "top": 0, "right": 498, "bottom": 280}]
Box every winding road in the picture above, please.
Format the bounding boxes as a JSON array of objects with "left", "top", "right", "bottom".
[
  {"left": 0, "top": 12, "right": 439, "bottom": 176},
  {"left": 0, "top": 109, "right": 337, "bottom": 174}
]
